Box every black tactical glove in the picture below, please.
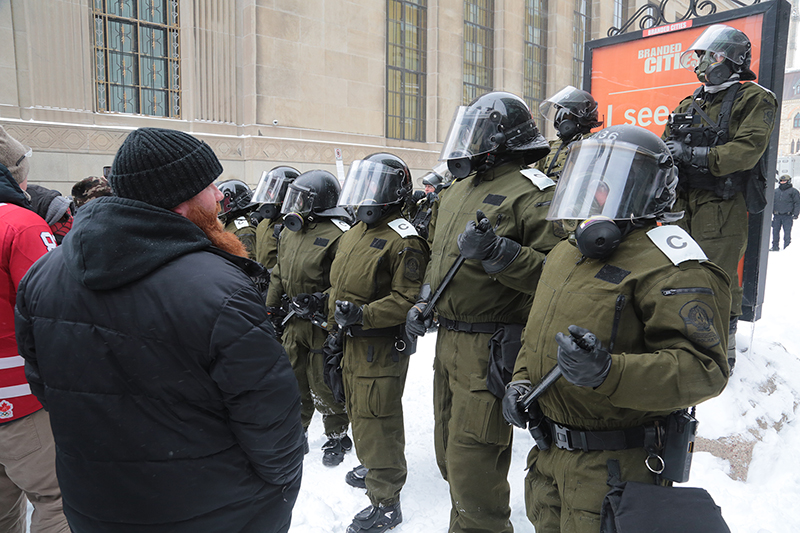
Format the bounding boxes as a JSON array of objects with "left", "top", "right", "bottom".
[
  {"left": 457, "top": 210, "right": 521, "bottom": 274},
  {"left": 555, "top": 325, "right": 612, "bottom": 388},
  {"left": 690, "top": 146, "right": 709, "bottom": 169},
  {"left": 334, "top": 300, "right": 363, "bottom": 327},
  {"left": 291, "top": 292, "right": 328, "bottom": 320},
  {"left": 405, "top": 284, "right": 433, "bottom": 338},
  {"left": 665, "top": 140, "right": 690, "bottom": 166},
  {"left": 502, "top": 380, "right": 532, "bottom": 428},
  {"left": 322, "top": 333, "right": 346, "bottom": 404},
  {"left": 666, "top": 140, "right": 709, "bottom": 170},
  {"left": 426, "top": 191, "right": 439, "bottom": 204}
]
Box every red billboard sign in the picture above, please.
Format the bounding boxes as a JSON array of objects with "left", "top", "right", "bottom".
[{"left": 590, "top": 15, "right": 764, "bottom": 136}]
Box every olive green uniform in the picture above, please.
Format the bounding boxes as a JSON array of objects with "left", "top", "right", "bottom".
[
  {"left": 266, "top": 219, "right": 350, "bottom": 438},
  {"left": 663, "top": 81, "right": 776, "bottom": 316},
  {"left": 223, "top": 214, "right": 257, "bottom": 260},
  {"left": 512, "top": 224, "right": 730, "bottom": 533},
  {"left": 535, "top": 133, "right": 593, "bottom": 179},
  {"left": 255, "top": 217, "right": 280, "bottom": 270},
  {"left": 328, "top": 215, "right": 429, "bottom": 507},
  {"left": 425, "top": 160, "right": 565, "bottom": 533}
]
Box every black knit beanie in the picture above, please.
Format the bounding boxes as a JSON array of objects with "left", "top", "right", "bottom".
[{"left": 109, "top": 128, "right": 223, "bottom": 210}]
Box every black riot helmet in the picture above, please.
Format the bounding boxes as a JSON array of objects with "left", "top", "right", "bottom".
[
  {"left": 547, "top": 125, "right": 680, "bottom": 259},
  {"left": 439, "top": 92, "right": 550, "bottom": 179},
  {"left": 281, "top": 169, "right": 347, "bottom": 231},
  {"left": 421, "top": 162, "right": 454, "bottom": 193},
  {"left": 217, "top": 179, "right": 254, "bottom": 218},
  {"left": 539, "top": 86, "right": 603, "bottom": 142},
  {"left": 338, "top": 152, "right": 413, "bottom": 225},
  {"left": 252, "top": 166, "right": 300, "bottom": 221},
  {"left": 680, "top": 24, "right": 756, "bottom": 84}
]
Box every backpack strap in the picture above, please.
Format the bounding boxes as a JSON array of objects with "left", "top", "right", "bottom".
[{"left": 715, "top": 82, "right": 742, "bottom": 145}]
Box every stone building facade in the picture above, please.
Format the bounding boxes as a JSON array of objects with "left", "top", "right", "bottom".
[{"left": 0, "top": 0, "right": 632, "bottom": 193}]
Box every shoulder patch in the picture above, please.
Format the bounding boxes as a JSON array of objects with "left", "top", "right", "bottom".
[
  {"left": 388, "top": 218, "right": 419, "bottom": 238},
  {"left": 234, "top": 216, "right": 251, "bottom": 230},
  {"left": 680, "top": 300, "right": 720, "bottom": 349},
  {"left": 331, "top": 218, "right": 351, "bottom": 232},
  {"left": 520, "top": 168, "right": 556, "bottom": 190},
  {"left": 647, "top": 226, "right": 707, "bottom": 265},
  {"left": 403, "top": 251, "right": 422, "bottom": 281}
]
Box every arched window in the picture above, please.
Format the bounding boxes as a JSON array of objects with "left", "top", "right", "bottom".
[{"left": 794, "top": 113, "right": 800, "bottom": 128}]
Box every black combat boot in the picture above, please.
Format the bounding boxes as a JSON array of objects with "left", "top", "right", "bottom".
[
  {"left": 346, "top": 464, "right": 368, "bottom": 489},
  {"left": 321, "top": 434, "right": 352, "bottom": 466},
  {"left": 345, "top": 502, "right": 402, "bottom": 532}
]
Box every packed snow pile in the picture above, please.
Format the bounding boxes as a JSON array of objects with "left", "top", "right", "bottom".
[
  {"left": 688, "top": 240, "right": 800, "bottom": 533},
  {"left": 291, "top": 239, "right": 800, "bottom": 533}
]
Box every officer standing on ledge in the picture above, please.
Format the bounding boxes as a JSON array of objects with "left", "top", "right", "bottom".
[
  {"left": 663, "top": 24, "right": 777, "bottom": 371},
  {"left": 505, "top": 125, "right": 730, "bottom": 533}
]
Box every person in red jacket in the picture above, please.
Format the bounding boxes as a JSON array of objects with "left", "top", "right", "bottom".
[{"left": 0, "top": 122, "right": 68, "bottom": 532}]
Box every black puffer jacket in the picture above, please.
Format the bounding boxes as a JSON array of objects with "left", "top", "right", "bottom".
[
  {"left": 15, "top": 196, "right": 303, "bottom": 533},
  {"left": 773, "top": 181, "right": 800, "bottom": 217}
]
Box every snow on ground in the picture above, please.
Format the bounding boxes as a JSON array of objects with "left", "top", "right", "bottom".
[
  {"left": 292, "top": 238, "right": 800, "bottom": 533},
  {"left": 23, "top": 233, "right": 800, "bottom": 532}
]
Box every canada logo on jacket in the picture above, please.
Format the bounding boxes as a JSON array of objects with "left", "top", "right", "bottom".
[{"left": 0, "top": 400, "right": 13, "bottom": 419}]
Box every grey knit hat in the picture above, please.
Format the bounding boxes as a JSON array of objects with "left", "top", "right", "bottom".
[
  {"left": 0, "top": 126, "right": 31, "bottom": 185},
  {"left": 109, "top": 128, "right": 223, "bottom": 210}
]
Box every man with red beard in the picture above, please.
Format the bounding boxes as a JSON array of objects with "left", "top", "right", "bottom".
[{"left": 14, "top": 127, "right": 304, "bottom": 533}]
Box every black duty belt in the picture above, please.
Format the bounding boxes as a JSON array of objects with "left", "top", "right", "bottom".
[
  {"left": 548, "top": 420, "right": 647, "bottom": 452},
  {"left": 438, "top": 317, "right": 500, "bottom": 334},
  {"left": 776, "top": 212, "right": 792, "bottom": 216},
  {"left": 347, "top": 324, "right": 403, "bottom": 338}
]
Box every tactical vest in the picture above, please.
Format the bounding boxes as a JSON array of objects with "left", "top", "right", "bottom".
[{"left": 672, "top": 83, "right": 762, "bottom": 201}]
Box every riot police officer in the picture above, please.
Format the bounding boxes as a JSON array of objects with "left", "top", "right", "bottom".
[
  {"left": 217, "top": 178, "right": 258, "bottom": 259},
  {"left": 327, "top": 153, "right": 429, "bottom": 533},
  {"left": 265, "top": 169, "right": 353, "bottom": 466},
  {"left": 504, "top": 125, "right": 730, "bottom": 533},
  {"left": 251, "top": 166, "right": 300, "bottom": 270},
  {"left": 405, "top": 91, "right": 562, "bottom": 533},
  {"left": 536, "top": 85, "right": 603, "bottom": 179},
  {"left": 413, "top": 162, "right": 453, "bottom": 243},
  {"left": 663, "top": 24, "right": 777, "bottom": 371}
]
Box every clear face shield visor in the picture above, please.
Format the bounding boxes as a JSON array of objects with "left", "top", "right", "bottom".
[
  {"left": 546, "top": 138, "right": 672, "bottom": 221},
  {"left": 281, "top": 184, "right": 315, "bottom": 216},
  {"left": 338, "top": 160, "right": 402, "bottom": 208},
  {"left": 439, "top": 106, "right": 504, "bottom": 161},
  {"left": 252, "top": 171, "right": 290, "bottom": 205},
  {"left": 679, "top": 25, "right": 748, "bottom": 71},
  {"left": 539, "top": 85, "right": 584, "bottom": 123}
]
